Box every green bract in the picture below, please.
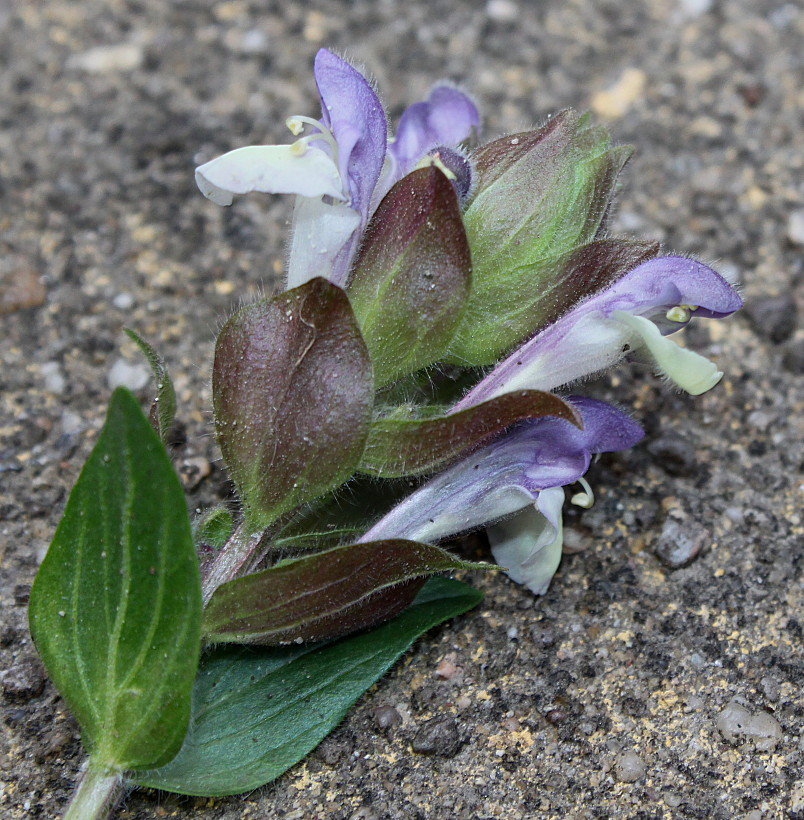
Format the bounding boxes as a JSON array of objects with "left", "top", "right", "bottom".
[
  {"left": 348, "top": 165, "right": 472, "bottom": 386},
  {"left": 213, "top": 277, "right": 374, "bottom": 531},
  {"left": 448, "top": 110, "right": 640, "bottom": 364}
]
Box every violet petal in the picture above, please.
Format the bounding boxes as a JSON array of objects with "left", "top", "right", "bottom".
[
  {"left": 362, "top": 398, "right": 642, "bottom": 544},
  {"left": 313, "top": 49, "right": 387, "bottom": 221},
  {"left": 454, "top": 256, "right": 742, "bottom": 406},
  {"left": 390, "top": 84, "right": 480, "bottom": 176}
]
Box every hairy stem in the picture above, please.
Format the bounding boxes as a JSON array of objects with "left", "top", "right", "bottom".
[
  {"left": 201, "top": 522, "right": 259, "bottom": 606},
  {"left": 63, "top": 759, "right": 124, "bottom": 820}
]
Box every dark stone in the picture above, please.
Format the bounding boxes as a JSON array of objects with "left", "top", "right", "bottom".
[
  {"left": 1, "top": 659, "right": 46, "bottom": 702},
  {"left": 373, "top": 704, "right": 402, "bottom": 731},
  {"left": 313, "top": 738, "right": 346, "bottom": 766},
  {"left": 646, "top": 436, "right": 697, "bottom": 477},
  {"left": 13, "top": 583, "right": 30, "bottom": 606},
  {"left": 35, "top": 726, "right": 74, "bottom": 761},
  {"left": 782, "top": 338, "right": 804, "bottom": 374},
  {"left": 411, "top": 715, "right": 461, "bottom": 757},
  {"left": 621, "top": 696, "right": 647, "bottom": 717},
  {"left": 652, "top": 518, "right": 710, "bottom": 569},
  {"left": 746, "top": 295, "right": 798, "bottom": 344}
]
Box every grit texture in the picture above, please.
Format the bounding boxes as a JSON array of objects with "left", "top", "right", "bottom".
[{"left": 0, "top": 1, "right": 801, "bottom": 818}]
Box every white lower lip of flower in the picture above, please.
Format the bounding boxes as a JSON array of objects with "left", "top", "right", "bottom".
[
  {"left": 487, "top": 486, "right": 565, "bottom": 596},
  {"left": 286, "top": 195, "right": 361, "bottom": 289},
  {"left": 610, "top": 310, "right": 723, "bottom": 395},
  {"left": 195, "top": 144, "right": 346, "bottom": 206}
]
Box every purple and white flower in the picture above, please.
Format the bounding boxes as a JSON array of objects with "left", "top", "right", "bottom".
[
  {"left": 452, "top": 255, "right": 743, "bottom": 407},
  {"left": 195, "top": 49, "right": 478, "bottom": 288},
  {"left": 363, "top": 397, "right": 644, "bottom": 594}
]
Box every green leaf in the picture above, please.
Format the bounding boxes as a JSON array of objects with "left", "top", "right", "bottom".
[
  {"left": 192, "top": 506, "right": 234, "bottom": 550},
  {"left": 203, "top": 539, "right": 491, "bottom": 645},
  {"left": 213, "top": 278, "right": 374, "bottom": 530},
  {"left": 448, "top": 111, "right": 635, "bottom": 364},
  {"left": 28, "top": 388, "right": 202, "bottom": 771},
  {"left": 133, "top": 577, "right": 481, "bottom": 796},
  {"left": 360, "top": 390, "right": 581, "bottom": 477},
  {"left": 124, "top": 328, "right": 177, "bottom": 445},
  {"left": 348, "top": 166, "right": 472, "bottom": 386}
]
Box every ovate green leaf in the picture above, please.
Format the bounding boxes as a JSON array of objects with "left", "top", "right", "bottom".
[{"left": 28, "top": 388, "right": 201, "bottom": 771}]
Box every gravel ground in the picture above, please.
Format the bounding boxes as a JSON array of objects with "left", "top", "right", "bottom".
[{"left": 1, "top": 1, "right": 802, "bottom": 818}]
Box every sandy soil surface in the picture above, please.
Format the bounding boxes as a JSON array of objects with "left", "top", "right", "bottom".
[{"left": 1, "top": 1, "right": 801, "bottom": 818}]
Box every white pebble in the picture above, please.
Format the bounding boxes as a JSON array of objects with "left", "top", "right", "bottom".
[
  {"left": 108, "top": 359, "right": 150, "bottom": 391},
  {"left": 486, "top": 0, "right": 519, "bottom": 22},
  {"left": 40, "top": 361, "right": 66, "bottom": 394},
  {"left": 677, "top": 0, "right": 713, "bottom": 17},
  {"left": 787, "top": 209, "right": 804, "bottom": 246},
  {"left": 615, "top": 751, "right": 646, "bottom": 782},
  {"left": 716, "top": 701, "right": 783, "bottom": 752},
  {"left": 69, "top": 42, "right": 144, "bottom": 74},
  {"left": 113, "top": 292, "right": 135, "bottom": 310}
]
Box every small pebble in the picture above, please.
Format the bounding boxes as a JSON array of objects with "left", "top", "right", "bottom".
[
  {"left": 69, "top": 42, "right": 144, "bottom": 73},
  {"left": 314, "top": 738, "right": 344, "bottom": 765},
  {"left": 108, "top": 358, "right": 150, "bottom": 391},
  {"left": 485, "top": 0, "right": 519, "bottom": 22},
  {"left": 37, "top": 726, "right": 74, "bottom": 760},
  {"left": 782, "top": 339, "right": 804, "bottom": 375},
  {"left": 676, "top": 0, "right": 713, "bottom": 17},
  {"left": 411, "top": 715, "right": 461, "bottom": 757},
  {"left": 652, "top": 517, "right": 709, "bottom": 569},
  {"left": 60, "top": 411, "right": 84, "bottom": 436},
  {"left": 664, "top": 792, "right": 683, "bottom": 808},
  {"left": 40, "top": 362, "right": 66, "bottom": 394},
  {"left": 180, "top": 457, "right": 212, "bottom": 490},
  {"left": 0, "top": 263, "right": 45, "bottom": 313},
  {"left": 545, "top": 708, "right": 566, "bottom": 725},
  {"left": 435, "top": 654, "right": 461, "bottom": 680},
  {"left": 787, "top": 208, "right": 804, "bottom": 246},
  {"left": 760, "top": 676, "right": 780, "bottom": 703},
  {"left": 1, "top": 659, "right": 46, "bottom": 702},
  {"left": 348, "top": 809, "right": 379, "bottom": 820},
  {"left": 615, "top": 751, "right": 647, "bottom": 783},
  {"left": 716, "top": 701, "right": 783, "bottom": 752},
  {"left": 590, "top": 68, "right": 646, "bottom": 120},
  {"left": 373, "top": 705, "right": 401, "bottom": 731},
  {"left": 112, "top": 292, "right": 135, "bottom": 310}
]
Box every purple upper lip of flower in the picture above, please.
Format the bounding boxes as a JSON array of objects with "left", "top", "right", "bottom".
[
  {"left": 195, "top": 49, "right": 480, "bottom": 287},
  {"left": 362, "top": 397, "right": 644, "bottom": 545},
  {"left": 453, "top": 255, "right": 743, "bottom": 408},
  {"left": 313, "top": 49, "right": 479, "bottom": 280},
  {"left": 312, "top": 48, "right": 389, "bottom": 228}
]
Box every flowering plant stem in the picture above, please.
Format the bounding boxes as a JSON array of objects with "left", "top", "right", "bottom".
[{"left": 63, "top": 761, "right": 124, "bottom": 820}]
